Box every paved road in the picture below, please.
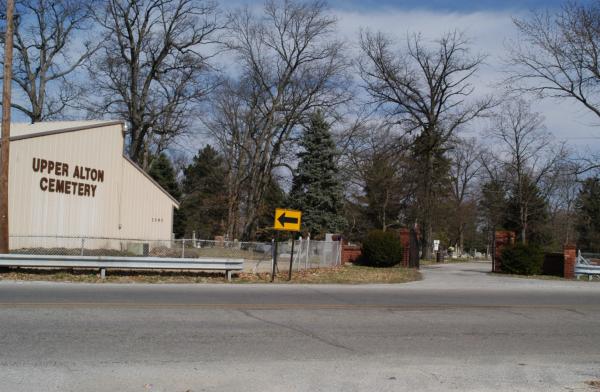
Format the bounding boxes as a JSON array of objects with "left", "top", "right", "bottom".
[{"left": 1, "top": 262, "right": 599, "bottom": 391}]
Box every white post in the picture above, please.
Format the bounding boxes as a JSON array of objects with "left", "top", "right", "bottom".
[
  {"left": 296, "top": 237, "right": 303, "bottom": 271},
  {"left": 305, "top": 234, "right": 310, "bottom": 269}
]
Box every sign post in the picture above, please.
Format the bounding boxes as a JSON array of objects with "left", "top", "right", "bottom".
[
  {"left": 273, "top": 208, "right": 302, "bottom": 281},
  {"left": 270, "top": 238, "right": 277, "bottom": 282}
]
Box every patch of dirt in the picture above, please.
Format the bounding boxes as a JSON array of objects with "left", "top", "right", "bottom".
[{"left": 586, "top": 380, "right": 600, "bottom": 390}]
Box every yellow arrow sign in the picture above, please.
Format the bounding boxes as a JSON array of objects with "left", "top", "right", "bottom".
[{"left": 274, "top": 208, "right": 302, "bottom": 232}]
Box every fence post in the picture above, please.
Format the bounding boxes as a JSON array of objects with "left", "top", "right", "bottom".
[
  {"left": 296, "top": 237, "right": 303, "bottom": 271},
  {"left": 287, "top": 235, "right": 295, "bottom": 281},
  {"left": 305, "top": 234, "right": 310, "bottom": 270},
  {"left": 80, "top": 238, "right": 85, "bottom": 256},
  {"left": 181, "top": 239, "right": 185, "bottom": 258}
]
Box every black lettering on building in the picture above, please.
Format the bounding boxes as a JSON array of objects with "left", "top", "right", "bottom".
[{"left": 56, "top": 179, "right": 65, "bottom": 193}]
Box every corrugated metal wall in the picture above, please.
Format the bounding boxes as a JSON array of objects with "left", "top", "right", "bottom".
[{"left": 8, "top": 123, "right": 176, "bottom": 249}]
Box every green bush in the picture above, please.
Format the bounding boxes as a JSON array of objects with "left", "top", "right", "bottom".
[
  {"left": 360, "top": 230, "right": 404, "bottom": 268},
  {"left": 500, "top": 243, "right": 544, "bottom": 275}
]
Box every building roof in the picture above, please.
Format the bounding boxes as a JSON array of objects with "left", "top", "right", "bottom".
[
  {"left": 6, "top": 120, "right": 180, "bottom": 207},
  {"left": 9, "top": 120, "right": 124, "bottom": 140}
]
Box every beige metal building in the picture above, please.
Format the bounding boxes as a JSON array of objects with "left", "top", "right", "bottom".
[{"left": 7, "top": 120, "right": 179, "bottom": 250}]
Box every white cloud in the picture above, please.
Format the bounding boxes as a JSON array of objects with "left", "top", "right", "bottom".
[{"left": 333, "top": 7, "right": 600, "bottom": 150}]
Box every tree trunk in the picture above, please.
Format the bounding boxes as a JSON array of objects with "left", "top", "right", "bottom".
[
  {"left": 520, "top": 204, "right": 528, "bottom": 245},
  {"left": 458, "top": 223, "right": 465, "bottom": 256},
  {"left": 421, "top": 150, "right": 434, "bottom": 259}
]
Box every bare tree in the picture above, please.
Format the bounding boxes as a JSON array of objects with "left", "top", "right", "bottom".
[
  {"left": 448, "top": 137, "right": 482, "bottom": 255},
  {"left": 508, "top": 2, "right": 600, "bottom": 121},
  {"left": 0, "top": 0, "right": 96, "bottom": 122},
  {"left": 206, "top": 0, "right": 349, "bottom": 240},
  {"left": 547, "top": 160, "right": 580, "bottom": 246},
  {"left": 487, "top": 99, "right": 567, "bottom": 244},
  {"left": 88, "top": 0, "right": 220, "bottom": 168},
  {"left": 478, "top": 149, "right": 510, "bottom": 252},
  {"left": 342, "top": 122, "right": 412, "bottom": 232},
  {"left": 358, "top": 30, "right": 493, "bottom": 258}
]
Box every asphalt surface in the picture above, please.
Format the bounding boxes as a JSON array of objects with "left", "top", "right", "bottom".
[{"left": 1, "top": 262, "right": 600, "bottom": 391}]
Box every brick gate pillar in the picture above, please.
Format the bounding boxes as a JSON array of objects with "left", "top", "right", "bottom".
[
  {"left": 493, "top": 231, "right": 515, "bottom": 273},
  {"left": 563, "top": 244, "right": 576, "bottom": 279},
  {"left": 399, "top": 228, "right": 410, "bottom": 267}
]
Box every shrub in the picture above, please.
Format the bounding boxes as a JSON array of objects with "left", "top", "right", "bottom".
[
  {"left": 500, "top": 243, "right": 544, "bottom": 275},
  {"left": 360, "top": 230, "right": 404, "bottom": 268}
]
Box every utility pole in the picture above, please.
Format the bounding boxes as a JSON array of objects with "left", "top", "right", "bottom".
[{"left": 0, "top": 0, "right": 15, "bottom": 254}]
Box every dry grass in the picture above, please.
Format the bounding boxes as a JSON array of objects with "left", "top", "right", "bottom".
[
  {"left": 0, "top": 267, "right": 230, "bottom": 284},
  {"left": 586, "top": 380, "right": 600, "bottom": 390},
  {"left": 0, "top": 265, "right": 421, "bottom": 285},
  {"left": 235, "top": 264, "right": 421, "bottom": 284}
]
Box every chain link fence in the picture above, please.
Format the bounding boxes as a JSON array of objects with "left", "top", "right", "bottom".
[
  {"left": 272, "top": 238, "right": 342, "bottom": 273},
  {"left": 7, "top": 235, "right": 342, "bottom": 273}
]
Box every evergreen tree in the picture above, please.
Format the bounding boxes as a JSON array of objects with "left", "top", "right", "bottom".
[
  {"left": 178, "top": 146, "right": 228, "bottom": 239},
  {"left": 503, "top": 176, "right": 549, "bottom": 245},
  {"left": 289, "top": 112, "right": 346, "bottom": 238},
  {"left": 363, "top": 151, "right": 405, "bottom": 231},
  {"left": 148, "top": 153, "right": 184, "bottom": 237},
  {"left": 575, "top": 177, "right": 600, "bottom": 252},
  {"left": 148, "top": 153, "right": 181, "bottom": 200}
]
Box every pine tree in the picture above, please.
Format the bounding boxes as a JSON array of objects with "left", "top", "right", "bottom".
[
  {"left": 503, "top": 176, "right": 549, "bottom": 245},
  {"left": 289, "top": 112, "right": 346, "bottom": 237},
  {"left": 148, "top": 153, "right": 184, "bottom": 237},
  {"left": 148, "top": 153, "right": 181, "bottom": 200},
  {"left": 575, "top": 177, "right": 600, "bottom": 252},
  {"left": 178, "top": 146, "right": 228, "bottom": 239}
]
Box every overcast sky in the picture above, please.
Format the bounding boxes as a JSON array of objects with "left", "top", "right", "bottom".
[
  {"left": 328, "top": 0, "right": 599, "bottom": 152},
  {"left": 9, "top": 0, "right": 599, "bottom": 155}
]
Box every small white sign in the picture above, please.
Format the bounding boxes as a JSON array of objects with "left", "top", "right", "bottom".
[{"left": 433, "top": 240, "right": 440, "bottom": 251}]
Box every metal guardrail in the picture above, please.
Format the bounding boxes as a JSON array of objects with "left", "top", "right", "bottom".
[
  {"left": 575, "top": 264, "right": 600, "bottom": 281},
  {"left": 0, "top": 254, "right": 244, "bottom": 281},
  {"left": 576, "top": 251, "right": 600, "bottom": 281}
]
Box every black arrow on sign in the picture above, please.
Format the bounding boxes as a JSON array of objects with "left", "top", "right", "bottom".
[{"left": 278, "top": 212, "right": 298, "bottom": 226}]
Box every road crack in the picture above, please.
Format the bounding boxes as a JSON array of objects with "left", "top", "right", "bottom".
[{"left": 238, "top": 309, "right": 355, "bottom": 353}]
